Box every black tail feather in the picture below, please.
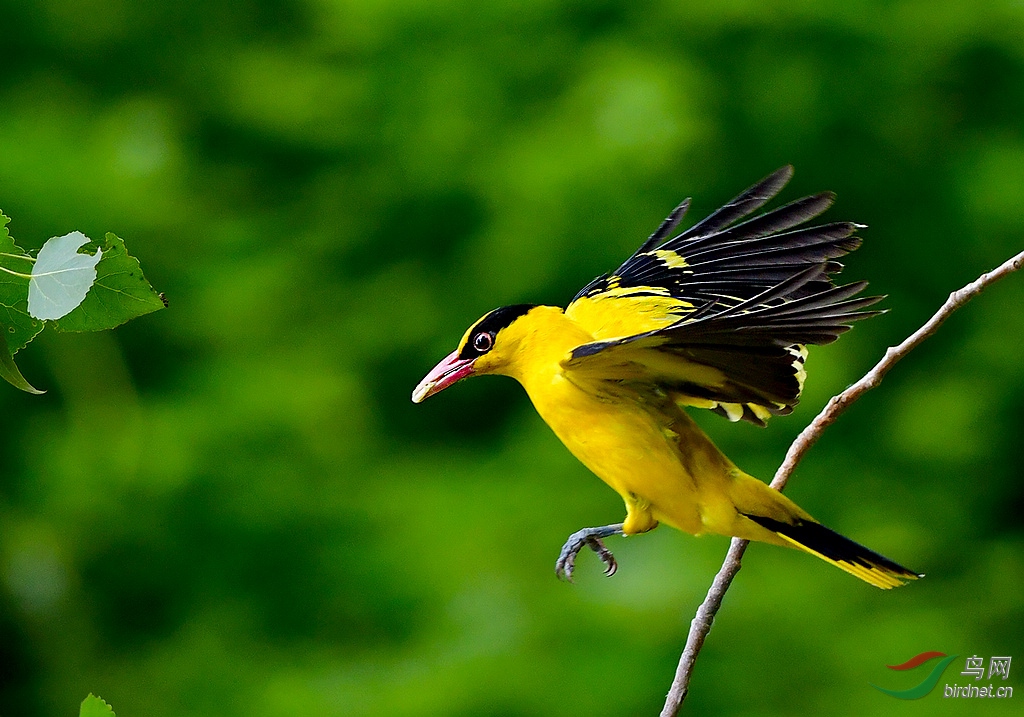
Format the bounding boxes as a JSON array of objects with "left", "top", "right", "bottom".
[{"left": 742, "top": 513, "right": 922, "bottom": 589}]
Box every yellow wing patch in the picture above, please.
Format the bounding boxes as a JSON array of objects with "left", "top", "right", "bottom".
[
  {"left": 565, "top": 282, "right": 692, "bottom": 341},
  {"left": 562, "top": 336, "right": 729, "bottom": 389},
  {"left": 649, "top": 249, "right": 689, "bottom": 269}
]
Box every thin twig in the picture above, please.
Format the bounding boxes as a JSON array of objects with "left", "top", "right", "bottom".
[{"left": 660, "top": 249, "right": 1024, "bottom": 716}]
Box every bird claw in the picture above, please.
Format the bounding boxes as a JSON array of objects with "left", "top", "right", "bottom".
[
  {"left": 588, "top": 536, "right": 618, "bottom": 577},
  {"left": 555, "top": 524, "right": 624, "bottom": 582}
]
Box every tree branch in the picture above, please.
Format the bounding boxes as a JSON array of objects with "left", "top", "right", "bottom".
[{"left": 659, "top": 249, "right": 1024, "bottom": 717}]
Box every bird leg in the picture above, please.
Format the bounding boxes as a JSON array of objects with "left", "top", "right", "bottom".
[{"left": 555, "top": 523, "right": 625, "bottom": 582}]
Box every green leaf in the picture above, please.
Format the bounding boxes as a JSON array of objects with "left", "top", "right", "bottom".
[
  {"left": 0, "top": 211, "right": 43, "bottom": 354},
  {"left": 28, "top": 231, "right": 103, "bottom": 321},
  {"left": 0, "top": 304, "right": 44, "bottom": 354},
  {"left": 0, "top": 333, "right": 43, "bottom": 393},
  {"left": 52, "top": 232, "right": 165, "bottom": 333},
  {"left": 80, "top": 694, "right": 116, "bottom": 717},
  {"left": 0, "top": 210, "right": 31, "bottom": 285}
]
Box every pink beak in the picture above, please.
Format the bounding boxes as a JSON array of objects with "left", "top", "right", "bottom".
[{"left": 411, "top": 350, "right": 476, "bottom": 403}]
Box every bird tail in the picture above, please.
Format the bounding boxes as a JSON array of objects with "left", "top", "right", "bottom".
[{"left": 742, "top": 513, "right": 922, "bottom": 589}]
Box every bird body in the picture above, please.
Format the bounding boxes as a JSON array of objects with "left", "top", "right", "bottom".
[
  {"left": 464, "top": 303, "right": 809, "bottom": 543},
  {"left": 414, "top": 167, "right": 920, "bottom": 589}
]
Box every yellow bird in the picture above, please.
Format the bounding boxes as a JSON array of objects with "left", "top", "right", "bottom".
[{"left": 413, "top": 167, "right": 920, "bottom": 589}]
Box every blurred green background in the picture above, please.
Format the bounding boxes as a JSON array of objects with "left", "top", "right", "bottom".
[{"left": 1, "top": 1, "right": 1023, "bottom": 715}]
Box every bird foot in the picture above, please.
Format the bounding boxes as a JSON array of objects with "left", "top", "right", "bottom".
[{"left": 555, "top": 523, "right": 625, "bottom": 582}]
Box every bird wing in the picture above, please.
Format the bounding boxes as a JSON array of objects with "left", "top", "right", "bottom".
[{"left": 562, "top": 167, "right": 882, "bottom": 426}]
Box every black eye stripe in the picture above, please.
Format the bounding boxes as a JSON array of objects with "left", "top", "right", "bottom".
[{"left": 458, "top": 303, "right": 537, "bottom": 359}]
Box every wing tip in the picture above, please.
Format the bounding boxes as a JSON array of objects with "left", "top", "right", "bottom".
[
  {"left": 775, "top": 164, "right": 795, "bottom": 182},
  {"left": 759, "top": 165, "right": 795, "bottom": 200}
]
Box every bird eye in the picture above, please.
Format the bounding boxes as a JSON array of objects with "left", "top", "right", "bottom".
[{"left": 473, "top": 332, "right": 493, "bottom": 353}]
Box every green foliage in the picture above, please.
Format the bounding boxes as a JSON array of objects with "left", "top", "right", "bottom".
[
  {"left": 51, "top": 232, "right": 167, "bottom": 333},
  {"left": 1, "top": 2, "right": 1023, "bottom": 717},
  {"left": 80, "top": 694, "right": 116, "bottom": 717},
  {"left": 0, "top": 213, "right": 43, "bottom": 354},
  {"left": 0, "top": 212, "right": 163, "bottom": 391},
  {"left": 0, "top": 344, "right": 40, "bottom": 393}
]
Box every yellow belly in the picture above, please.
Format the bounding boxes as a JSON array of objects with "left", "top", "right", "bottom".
[{"left": 521, "top": 371, "right": 709, "bottom": 535}]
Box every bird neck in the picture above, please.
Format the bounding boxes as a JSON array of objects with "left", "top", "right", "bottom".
[{"left": 494, "top": 305, "right": 594, "bottom": 386}]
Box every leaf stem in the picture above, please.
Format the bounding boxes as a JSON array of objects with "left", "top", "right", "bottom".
[
  {"left": 0, "top": 252, "right": 35, "bottom": 262},
  {"left": 0, "top": 266, "right": 33, "bottom": 279}
]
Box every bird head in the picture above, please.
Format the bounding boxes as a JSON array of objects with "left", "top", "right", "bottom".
[{"left": 412, "top": 304, "right": 538, "bottom": 403}]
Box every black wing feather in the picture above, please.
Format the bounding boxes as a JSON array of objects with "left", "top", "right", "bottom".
[
  {"left": 574, "top": 168, "right": 870, "bottom": 312},
  {"left": 565, "top": 167, "right": 882, "bottom": 425},
  {"left": 704, "top": 192, "right": 835, "bottom": 244},
  {"left": 675, "top": 165, "right": 794, "bottom": 240},
  {"left": 626, "top": 199, "right": 691, "bottom": 261}
]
